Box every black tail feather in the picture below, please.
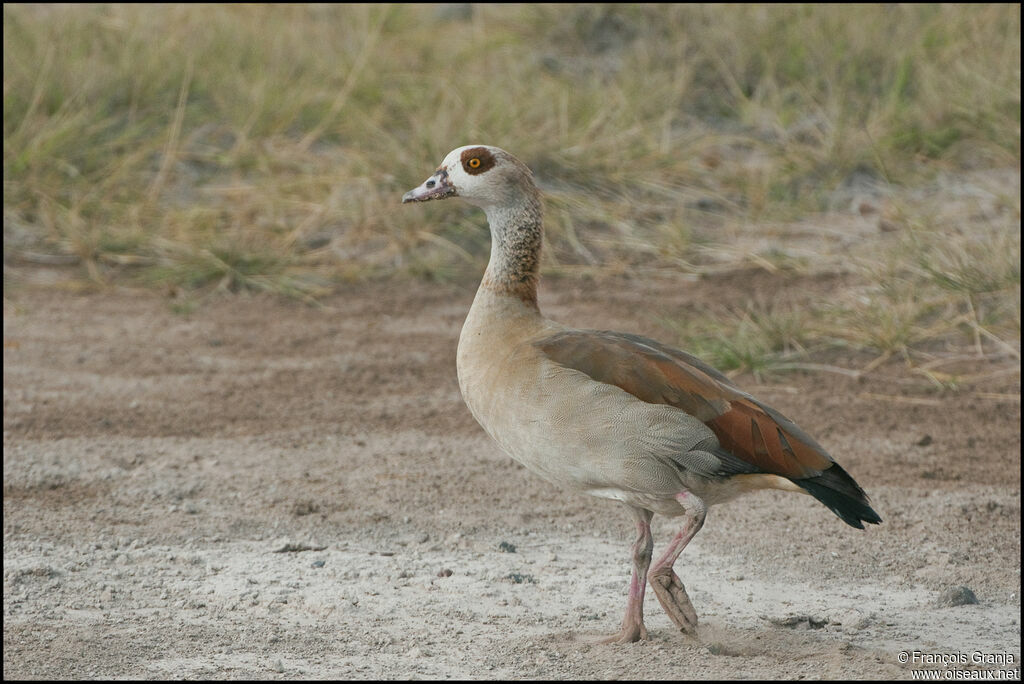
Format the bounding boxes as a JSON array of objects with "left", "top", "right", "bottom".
[{"left": 794, "top": 462, "right": 882, "bottom": 529}]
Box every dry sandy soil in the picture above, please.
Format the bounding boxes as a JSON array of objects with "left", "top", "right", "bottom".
[{"left": 3, "top": 273, "right": 1021, "bottom": 679}]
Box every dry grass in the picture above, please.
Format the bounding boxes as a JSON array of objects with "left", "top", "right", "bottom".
[{"left": 3, "top": 4, "right": 1020, "bottom": 378}]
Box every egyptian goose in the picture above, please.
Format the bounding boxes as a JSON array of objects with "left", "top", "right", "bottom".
[{"left": 403, "top": 145, "right": 881, "bottom": 644}]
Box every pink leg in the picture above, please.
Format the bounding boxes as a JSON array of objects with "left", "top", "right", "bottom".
[
  {"left": 601, "top": 505, "right": 653, "bottom": 644},
  {"left": 648, "top": 491, "right": 706, "bottom": 635}
]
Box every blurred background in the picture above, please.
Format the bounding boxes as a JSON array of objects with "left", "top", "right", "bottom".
[{"left": 4, "top": 3, "right": 1020, "bottom": 376}]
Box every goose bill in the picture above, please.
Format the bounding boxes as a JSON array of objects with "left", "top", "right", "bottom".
[{"left": 402, "top": 170, "right": 457, "bottom": 203}]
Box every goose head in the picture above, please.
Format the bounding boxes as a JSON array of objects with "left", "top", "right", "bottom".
[{"left": 402, "top": 145, "right": 536, "bottom": 209}]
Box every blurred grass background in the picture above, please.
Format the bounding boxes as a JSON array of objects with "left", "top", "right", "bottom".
[{"left": 3, "top": 3, "right": 1020, "bottom": 379}]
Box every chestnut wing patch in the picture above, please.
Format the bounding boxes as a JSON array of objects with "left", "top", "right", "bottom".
[{"left": 535, "top": 330, "right": 834, "bottom": 479}]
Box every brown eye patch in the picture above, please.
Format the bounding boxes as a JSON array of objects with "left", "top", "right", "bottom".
[{"left": 460, "top": 147, "right": 495, "bottom": 175}]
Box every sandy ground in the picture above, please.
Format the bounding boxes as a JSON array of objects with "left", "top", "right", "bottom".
[{"left": 3, "top": 274, "right": 1020, "bottom": 680}]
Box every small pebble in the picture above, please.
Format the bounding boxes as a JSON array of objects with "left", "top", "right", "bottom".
[{"left": 936, "top": 585, "right": 978, "bottom": 607}]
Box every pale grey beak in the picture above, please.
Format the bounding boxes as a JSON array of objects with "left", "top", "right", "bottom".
[{"left": 402, "top": 169, "right": 456, "bottom": 203}]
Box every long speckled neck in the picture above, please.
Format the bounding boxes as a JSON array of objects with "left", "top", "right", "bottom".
[{"left": 481, "top": 192, "right": 543, "bottom": 309}]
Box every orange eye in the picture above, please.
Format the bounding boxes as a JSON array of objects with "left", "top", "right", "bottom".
[{"left": 468, "top": 158, "right": 481, "bottom": 168}]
